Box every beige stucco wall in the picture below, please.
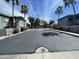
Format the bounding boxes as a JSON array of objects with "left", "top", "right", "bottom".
[{"left": 0, "top": 16, "right": 9, "bottom": 29}]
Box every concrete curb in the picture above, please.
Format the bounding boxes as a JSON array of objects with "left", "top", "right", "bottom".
[
  {"left": 0, "top": 51, "right": 79, "bottom": 59},
  {"left": 56, "top": 30, "right": 79, "bottom": 37},
  {"left": 0, "top": 30, "right": 30, "bottom": 40}
]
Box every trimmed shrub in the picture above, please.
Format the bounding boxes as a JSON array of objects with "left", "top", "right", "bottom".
[
  {"left": 20, "top": 27, "right": 27, "bottom": 32},
  {"left": 12, "top": 28, "right": 19, "bottom": 34}
]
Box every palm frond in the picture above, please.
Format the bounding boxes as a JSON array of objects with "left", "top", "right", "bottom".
[
  {"left": 5, "top": 0, "right": 10, "bottom": 3},
  {"left": 63, "top": 0, "right": 76, "bottom": 7},
  {"left": 20, "top": 5, "right": 28, "bottom": 14},
  {"left": 16, "top": 0, "right": 20, "bottom": 5},
  {"left": 55, "top": 6, "right": 63, "bottom": 15}
]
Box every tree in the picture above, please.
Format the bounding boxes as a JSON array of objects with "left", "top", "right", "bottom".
[
  {"left": 5, "top": 0, "right": 20, "bottom": 28},
  {"left": 42, "top": 20, "right": 49, "bottom": 28},
  {"left": 34, "top": 18, "right": 40, "bottom": 27},
  {"left": 18, "top": 16, "right": 24, "bottom": 20},
  {"left": 20, "top": 5, "right": 28, "bottom": 27},
  {"left": 55, "top": 6, "right": 63, "bottom": 19},
  {"left": 63, "top": 0, "right": 76, "bottom": 15},
  {"left": 28, "top": 16, "right": 35, "bottom": 28},
  {"left": 49, "top": 20, "right": 54, "bottom": 26},
  {"left": 20, "top": 5, "right": 28, "bottom": 21}
]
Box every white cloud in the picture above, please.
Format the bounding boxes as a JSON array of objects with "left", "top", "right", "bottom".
[
  {"left": 0, "top": 0, "right": 64, "bottom": 22},
  {"left": 41, "top": 0, "right": 63, "bottom": 20},
  {"left": 0, "top": 0, "right": 28, "bottom": 22},
  {"left": 28, "top": 2, "right": 37, "bottom": 17}
]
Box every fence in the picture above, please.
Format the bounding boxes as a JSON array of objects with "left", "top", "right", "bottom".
[
  {"left": 0, "top": 28, "right": 14, "bottom": 37},
  {"left": 0, "top": 29, "right": 6, "bottom": 37}
]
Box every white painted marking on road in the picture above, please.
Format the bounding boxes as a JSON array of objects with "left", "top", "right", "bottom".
[{"left": 35, "top": 47, "right": 49, "bottom": 53}]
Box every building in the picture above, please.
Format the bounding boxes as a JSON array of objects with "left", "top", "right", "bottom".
[
  {"left": 58, "top": 14, "right": 79, "bottom": 27},
  {"left": 0, "top": 14, "right": 10, "bottom": 29},
  {"left": 12, "top": 16, "right": 27, "bottom": 31},
  {"left": 10, "top": 16, "right": 26, "bottom": 29},
  {"left": 0, "top": 13, "right": 26, "bottom": 37},
  {"left": 58, "top": 14, "right": 79, "bottom": 33},
  {"left": 0, "top": 14, "right": 11, "bottom": 36}
]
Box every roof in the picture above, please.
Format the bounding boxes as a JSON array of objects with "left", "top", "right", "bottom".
[
  {"left": 10, "top": 16, "right": 26, "bottom": 21},
  {"left": 0, "top": 13, "right": 25, "bottom": 20},
  {"left": 0, "top": 13, "right": 10, "bottom": 18},
  {"left": 58, "top": 13, "right": 79, "bottom": 21}
]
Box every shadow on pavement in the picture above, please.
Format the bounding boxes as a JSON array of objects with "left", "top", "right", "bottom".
[{"left": 42, "top": 32, "right": 59, "bottom": 37}]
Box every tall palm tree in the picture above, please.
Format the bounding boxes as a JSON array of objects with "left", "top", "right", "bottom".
[
  {"left": 63, "top": 0, "right": 76, "bottom": 15},
  {"left": 20, "top": 5, "right": 28, "bottom": 27},
  {"left": 5, "top": 0, "right": 20, "bottom": 28},
  {"left": 55, "top": 6, "right": 63, "bottom": 19}
]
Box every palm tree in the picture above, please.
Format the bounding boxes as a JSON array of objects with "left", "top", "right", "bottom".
[
  {"left": 63, "top": 0, "right": 76, "bottom": 15},
  {"left": 55, "top": 6, "right": 63, "bottom": 19},
  {"left": 20, "top": 5, "right": 28, "bottom": 27},
  {"left": 5, "top": 0, "right": 20, "bottom": 28}
]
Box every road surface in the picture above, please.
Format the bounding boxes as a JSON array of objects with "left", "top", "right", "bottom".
[{"left": 0, "top": 29, "right": 79, "bottom": 54}]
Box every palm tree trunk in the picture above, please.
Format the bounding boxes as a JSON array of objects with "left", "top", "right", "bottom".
[
  {"left": 58, "top": 15, "right": 60, "bottom": 19},
  {"left": 58, "top": 15, "right": 60, "bottom": 28},
  {"left": 24, "top": 14, "right": 26, "bottom": 27},
  {"left": 72, "top": 4, "right": 76, "bottom": 15},
  {"left": 72, "top": 4, "right": 76, "bottom": 25},
  {"left": 12, "top": 2, "right": 15, "bottom": 28}
]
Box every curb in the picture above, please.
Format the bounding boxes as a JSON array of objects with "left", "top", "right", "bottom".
[
  {"left": 56, "top": 30, "right": 79, "bottom": 37},
  {"left": 0, "top": 30, "right": 30, "bottom": 40}
]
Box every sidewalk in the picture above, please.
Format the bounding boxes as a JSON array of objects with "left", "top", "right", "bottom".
[
  {"left": 0, "top": 51, "right": 79, "bottom": 59},
  {"left": 0, "top": 30, "right": 30, "bottom": 40},
  {"left": 29, "top": 28, "right": 50, "bottom": 31},
  {"left": 0, "top": 28, "right": 49, "bottom": 40},
  {"left": 55, "top": 29, "right": 79, "bottom": 37}
]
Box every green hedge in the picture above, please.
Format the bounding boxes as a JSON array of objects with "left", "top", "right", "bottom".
[
  {"left": 20, "top": 27, "right": 27, "bottom": 32},
  {"left": 12, "top": 28, "right": 19, "bottom": 34}
]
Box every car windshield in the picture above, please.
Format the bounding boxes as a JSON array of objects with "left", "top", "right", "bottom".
[{"left": 0, "top": 0, "right": 79, "bottom": 59}]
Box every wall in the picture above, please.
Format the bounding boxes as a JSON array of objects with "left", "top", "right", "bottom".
[
  {"left": 69, "top": 25, "right": 79, "bottom": 33},
  {"left": 74, "top": 19, "right": 79, "bottom": 25},
  {"left": 6, "top": 28, "right": 14, "bottom": 36},
  {"left": 0, "top": 29, "right": 6, "bottom": 37},
  {"left": 58, "top": 17, "right": 69, "bottom": 27},
  {"left": 16, "top": 20, "right": 25, "bottom": 31},
  {"left": 17, "top": 20, "right": 24, "bottom": 28},
  {"left": 58, "top": 14, "right": 79, "bottom": 33},
  {"left": 0, "top": 16, "right": 14, "bottom": 37},
  {"left": 0, "top": 16, "right": 9, "bottom": 29}
]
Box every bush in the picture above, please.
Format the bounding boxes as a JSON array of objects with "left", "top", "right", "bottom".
[
  {"left": 12, "top": 28, "right": 19, "bottom": 34},
  {"left": 20, "top": 27, "right": 27, "bottom": 32},
  {"left": 24, "top": 27, "right": 28, "bottom": 30}
]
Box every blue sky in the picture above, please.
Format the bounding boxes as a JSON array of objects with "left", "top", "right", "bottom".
[{"left": 0, "top": 0, "right": 79, "bottom": 23}]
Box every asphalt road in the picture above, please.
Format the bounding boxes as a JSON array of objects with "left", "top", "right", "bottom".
[{"left": 0, "top": 29, "right": 79, "bottom": 54}]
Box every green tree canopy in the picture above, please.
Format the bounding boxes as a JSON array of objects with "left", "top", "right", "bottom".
[
  {"left": 34, "top": 18, "right": 40, "bottom": 26},
  {"left": 20, "top": 5, "right": 28, "bottom": 15},
  {"left": 49, "top": 20, "right": 54, "bottom": 26},
  {"left": 28, "top": 16, "right": 35, "bottom": 27},
  {"left": 63, "top": 0, "right": 76, "bottom": 14},
  {"left": 5, "top": 0, "right": 20, "bottom": 5},
  {"left": 20, "top": 4, "right": 28, "bottom": 20},
  {"left": 18, "top": 16, "right": 24, "bottom": 20},
  {"left": 55, "top": 6, "right": 63, "bottom": 19},
  {"left": 42, "top": 20, "right": 49, "bottom": 28}
]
